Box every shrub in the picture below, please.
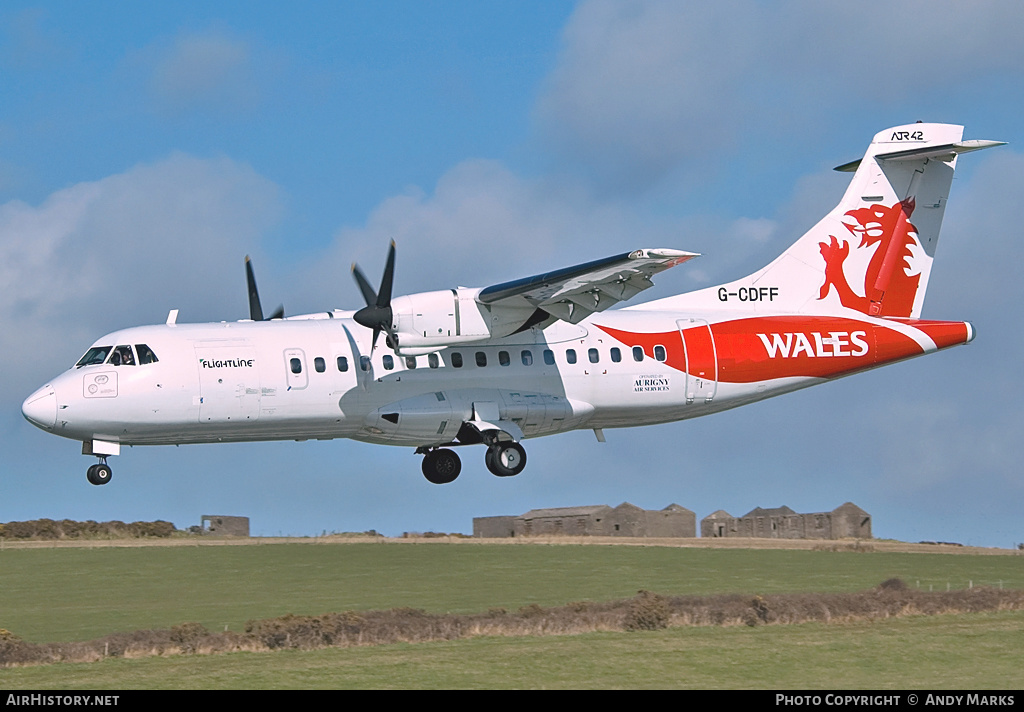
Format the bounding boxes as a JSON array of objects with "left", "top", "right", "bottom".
[
  {"left": 170, "top": 622, "right": 209, "bottom": 653},
  {"left": 0, "top": 518, "right": 178, "bottom": 539},
  {"left": 877, "top": 577, "right": 908, "bottom": 591},
  {"left": 624, "top": 590, "right": 670, "bottom": 631}
]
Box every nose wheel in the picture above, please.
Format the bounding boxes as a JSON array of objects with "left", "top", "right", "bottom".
[{"left": 87, "top": 459, "right": 112, "bottom": 486}]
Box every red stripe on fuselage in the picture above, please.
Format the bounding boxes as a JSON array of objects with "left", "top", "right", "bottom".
[
  {"left": 883, "top": 318, "right": 971, "bottom": 350},
  {"left": 596, "top": 316, "right": 970, "bottom": 384}
]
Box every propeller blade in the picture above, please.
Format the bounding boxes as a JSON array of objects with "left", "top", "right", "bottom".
[
  {"left": 245, "top": 256, "right": 284, "bottom": 321},
  {"left": 376, "top": 240, "right": 396, "bottom": 308},
  {"left": 351, "top": 264, "right": 378, "bottom": 306},
  {"left": 245, "top": 256, "right": 264, "bottom": 321}
]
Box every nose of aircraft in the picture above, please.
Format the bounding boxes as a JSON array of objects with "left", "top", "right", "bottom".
[{"left": 22, "top": 385, "right": 57, "bottom": 430}]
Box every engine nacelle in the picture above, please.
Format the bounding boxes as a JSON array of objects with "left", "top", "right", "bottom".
[{"left": 389, "top": 288, "right": 536, "bottom": 354}]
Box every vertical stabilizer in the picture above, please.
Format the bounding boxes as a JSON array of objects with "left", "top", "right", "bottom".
[
  {"left": 815, "top": 123, "right": 963, "bottom": 318},
  {"left": 655, "top": 124, "right": 1003, "bottom": 318}
]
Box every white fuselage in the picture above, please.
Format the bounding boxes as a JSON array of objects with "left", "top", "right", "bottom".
[{"left": 24, "top": 302, "right": 968, "bottom": 453}]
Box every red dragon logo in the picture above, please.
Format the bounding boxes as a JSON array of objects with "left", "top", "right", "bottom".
[{"left": 818, "top": 198, "right": 922, "bottom": 317}]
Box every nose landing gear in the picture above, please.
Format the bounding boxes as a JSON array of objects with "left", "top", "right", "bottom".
[{"left": 86, "top": 459, "right": 113, "bottom": 486}]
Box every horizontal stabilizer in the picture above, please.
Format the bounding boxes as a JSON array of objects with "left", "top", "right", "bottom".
[{"left": 834, "top": 139, "right": 1006, "bottom": 172}]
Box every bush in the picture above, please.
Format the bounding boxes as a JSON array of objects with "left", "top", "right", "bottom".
[
  {"left": 877, "top": 578, "right": 908, "bottom": 591},
  {"left": 169, "top": 622, "right": 209, "bottom": 653},
  {"left": 625, "top": 590, "right": 670, "bottom": 631},
  {"left": 0, "top": 518, "right": 178, "bottom": 539}
]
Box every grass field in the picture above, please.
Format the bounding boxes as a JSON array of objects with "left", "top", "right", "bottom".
[
  {"left": 1, "top": 541, "right": 1021, "bottom": 688},
  {"left": 2, "top": 542, "right": 1022, "bottom": 642}
]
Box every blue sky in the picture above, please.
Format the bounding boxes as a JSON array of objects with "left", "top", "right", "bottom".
[{"left": 3, "top": 1, "right": 1022, "bottom": 546}]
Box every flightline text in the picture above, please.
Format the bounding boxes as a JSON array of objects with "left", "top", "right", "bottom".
[{"left": 198, "top": 358, "right": 254, "bottom": 368}]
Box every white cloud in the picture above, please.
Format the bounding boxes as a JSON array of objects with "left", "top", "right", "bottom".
[
  {"left": 536, "top": 0, "right": 1024, "bottom": 193},
  {"left": 289, "top": 152, "right": 849, "bottom": 313},
  {"left": 292, "top": 159, "right": 697, "bottom": 309},
  {"left": 0, "top": 154, "right": 282, "bottom": 399}
]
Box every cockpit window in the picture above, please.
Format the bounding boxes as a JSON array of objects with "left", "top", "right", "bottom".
[
  {"left": 135, "top": 344, "right": 159, "bottom": 364},
  {"left": 107, "top": 345, "right": 136, "bottom": 366},
  {"left": 76, "top": 346, "right": 112, "bottom": 368}
]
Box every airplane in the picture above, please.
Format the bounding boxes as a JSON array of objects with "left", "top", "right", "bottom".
[{"left": 22, "top": 123, "right": 1004, "bottom": 486}]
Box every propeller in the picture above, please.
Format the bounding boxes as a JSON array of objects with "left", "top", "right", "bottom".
[
  {"left": 351, "top": 240, "right": 397, "bottom": 351},
  {"left": 245, "top": 256, "right": 284, "bottom": 321}
]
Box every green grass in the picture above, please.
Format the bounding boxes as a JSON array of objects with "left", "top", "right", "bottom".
[
  {"left": 1, "top": 543, "right": 1021, "bottom": 643},
  {"left": 2, "top": 612, "right": 1021, "bottom": 689}
]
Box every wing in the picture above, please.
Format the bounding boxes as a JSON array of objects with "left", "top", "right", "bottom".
[{"left": 477, "top": 248, "right": 698, "bottom": 328}]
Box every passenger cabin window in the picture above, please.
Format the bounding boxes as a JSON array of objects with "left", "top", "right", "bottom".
[
  {"left": 406, "top": 356, "right": 417, "bottom": 369},
  {"left": 521, "top": 350, "right": 533, "bottom": 366},
  {"left": 499, "top": 351, "right": 510, "bottom": 367},
  {"left": 108, "top": 345, "right": 135, "bottom": 366},
  {"left": 475, "top": 352, "right": 487, "bottom": 367},
  {"left": 77, "top": 346, "right": 112, "bottom": 368},
  {"left": 135, "top": 344, "right": 159, "bottom": 364},
  {"left": 566, "top": 349, "right": 577, "bottom": 364},
  {"left": 451, "top": 352, "right": 463, "bottom": 368},
  {"left": 588, "top": 348, "right": 599, "bottom": 363},
  {"left": 428, "top": 353, "right": 439, "bottom": 369},
  {"left": 543, "top": 349, "right": 555, "bottom": 365},
  {"left": 314, "top": 357, "right": 326, "bottom": 373},
  {"left": 633, "top": 346, "right": 644, "bottom": 362},
  {"left": 337, "top": 356, "right": 349, "bottom": 372},
  {"left": 654, "top": 345, "right": 667, "bottom": 362},
  {"left": 383, "top": 355, "right": 394, "bottom": 370},
  {"left": 610, "top": 347, "right": 621, "bottom": 363},
  {"left": 359, "top": 355, "right": 371, "bottom": 372},
  {"left": 290, "top": 357, "right": 302, "bottom": 374}
]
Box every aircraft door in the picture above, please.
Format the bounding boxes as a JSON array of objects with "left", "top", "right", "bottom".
[
  {"left": 195, "top": 345, "right": 261, "bottom": 423},
  {"left": 677, "top": 319, "right": 718, "bottom": 403},
  {"left": 284, "top": 348, "right": 308, "bottom": 390}
]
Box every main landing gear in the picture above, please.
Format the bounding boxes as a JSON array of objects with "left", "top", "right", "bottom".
[
  {"left": 418, "top": 441, "right": 528, "bottom": 484},
  {"left": 421, "top": 448, "right": 461, "bottom": 485},
  {"left": 86, "top": 458, "right": 113, "bottom": 486},
  {"left": 485, "top": 442, "right": 527, "bottom": 478}
]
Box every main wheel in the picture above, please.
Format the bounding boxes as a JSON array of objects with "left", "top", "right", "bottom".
[
  {"left": 87, "top": 463, "right": 112, "bottom": 486},
  {"left": 422, "top": 449, "right": 461, "bottom": 484},
  {"left": 485, "top": 442, "right": 527, "bottom": 477}
]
